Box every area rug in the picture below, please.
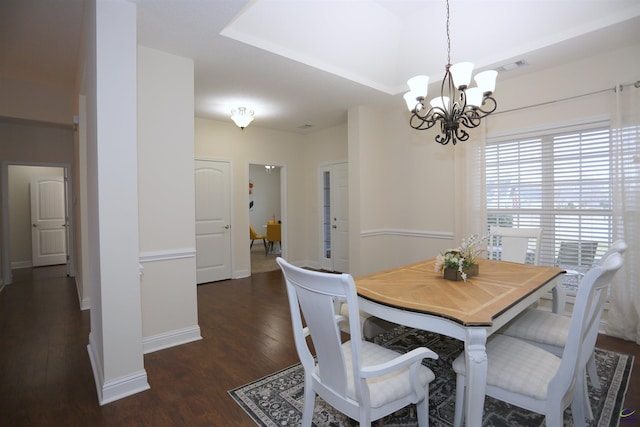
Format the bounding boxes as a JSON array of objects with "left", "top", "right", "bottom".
[{"left": 229, "top": 326, "right": 634, "bottom": 426}]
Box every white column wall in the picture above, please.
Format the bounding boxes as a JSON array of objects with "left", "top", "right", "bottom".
[
  {"left": 85, "top": 0, "right": 148, "bottom": 405},
  {"left": 137, "top": 46, "right": 200, "bottom": 352}
]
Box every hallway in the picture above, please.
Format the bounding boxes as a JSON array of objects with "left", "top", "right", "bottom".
[{"left": 0, "top": 266, "right": 95, "bottom": 424}]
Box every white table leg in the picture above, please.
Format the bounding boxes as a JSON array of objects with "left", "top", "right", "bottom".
[
  {"left": 464, "top": 328, "right": 488, "bottom": 427},
  {"left": 551, "top": 277, "right": 567, "bottom": 314}
]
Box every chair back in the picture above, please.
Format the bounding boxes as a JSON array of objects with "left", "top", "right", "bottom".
[
  {"left": 595, "top": 239, "right": 627, "bottom": 265},
  {"left": 276, "top": 257, "right": 364, "bottom": 401},
  {"left": 549, "top": 252, "right": 623, "bottom": 402},
  {"left": 489, "top": 226, "right": 542, "bottom": 265},
  {"left": 266, "top": 223, "right": 281, "bottom": 242},
  {"left": 249, "top": 224, "right": 259, "bottom": 239},
  {"left": 556, "top": 240, "right": 599, "bottom": 269}
]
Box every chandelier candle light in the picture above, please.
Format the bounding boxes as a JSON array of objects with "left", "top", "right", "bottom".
[{"left": 403, "top": 0, "right": 498, "bottom": 145}]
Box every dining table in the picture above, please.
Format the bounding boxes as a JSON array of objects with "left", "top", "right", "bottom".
[{"left": 355, "top": 258, "right": 565, "bottom": 427}]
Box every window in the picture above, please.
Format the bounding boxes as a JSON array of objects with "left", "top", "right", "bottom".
[{"left": 486, "top": 125, "right": 613, "bottom": 294}]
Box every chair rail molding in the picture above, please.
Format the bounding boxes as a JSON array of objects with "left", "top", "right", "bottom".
[
  {"left": 361, "top": 229, "right": 453, "bottom": 240},
  {"left": 139, "top": 248, "right": 196, "bottom": 263}
]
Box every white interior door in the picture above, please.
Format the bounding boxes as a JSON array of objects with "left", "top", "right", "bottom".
[
  {"left": 320, "top": 162, "right": 349, "bottom": 272},
  {"left": 30, "top": 176, "right": 67, "bottom": 267},
  {"left": 195, "top": 160, "right": 232, "bottom": 283}
]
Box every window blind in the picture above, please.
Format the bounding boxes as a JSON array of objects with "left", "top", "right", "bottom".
[{"left": 485, "top": 126, "right": 613, "bottom": 294}]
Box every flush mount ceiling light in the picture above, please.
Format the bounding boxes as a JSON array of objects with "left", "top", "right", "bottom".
[
  {"left": 403, "top": 0, "right": 498, "bottom": 146},
  {"left": 230, "top": 107, "right": 254, "bottom": 129}
]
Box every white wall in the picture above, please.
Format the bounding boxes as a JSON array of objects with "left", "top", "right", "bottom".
[
  {"left": 487, "top": 43, "right": 640, "bottom": 136},
  {"left": 194, "top": 118, "right": 308, "bottom": 275},
  {"left": 137, "top": 45, "right": 200, "bottom": 352},
  {"left": 0, "top": 78, "right": 74, "bottom": 126},
  {"left": 347, "top": 105, "right": 455, "bottom": 276}
]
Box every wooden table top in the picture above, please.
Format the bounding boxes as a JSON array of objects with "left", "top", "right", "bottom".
[{"left": 356, "top": 258, "right": 564, "bottom": 326}]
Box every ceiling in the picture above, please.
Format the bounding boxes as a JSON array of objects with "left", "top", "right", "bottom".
[{"left": 2, "top": 0, "right": 639, "bottom": 134}]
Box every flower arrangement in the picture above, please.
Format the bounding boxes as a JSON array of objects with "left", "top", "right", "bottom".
[{"left": 435, "top": 234, "right": 488, "bottom": 281}]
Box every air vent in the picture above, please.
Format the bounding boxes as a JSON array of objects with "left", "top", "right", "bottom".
[{"left": 499, "top": 60, "right": 528, "bottom": 72}]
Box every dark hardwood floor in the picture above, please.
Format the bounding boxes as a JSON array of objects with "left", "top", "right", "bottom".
[{"left": 1, "top": 265, "right": 638, "bottom": 426}]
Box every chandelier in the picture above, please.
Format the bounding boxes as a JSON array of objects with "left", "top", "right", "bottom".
[
  {"left": 231, "top": 107, "right": 254, "bottom": 129},
  {"left": 403, "top": 0, "right": 497, "bottom": 145}
]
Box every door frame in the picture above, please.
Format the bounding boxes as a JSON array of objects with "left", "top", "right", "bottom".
[
  {"left": 318, "top": 161, "right": 348, "bottom": 272},
  {"left": 247, "top": 162, "right": 286, "bottom": 274},
  {"left": 1, "top": 161, "right": 75, "bottom": 285}
]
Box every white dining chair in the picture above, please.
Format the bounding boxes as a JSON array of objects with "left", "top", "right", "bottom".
[
  {"left": 488, "top": 226, "right": 542, "bottom": 265},
  {"left": 499, "top": 239, "right": 627, "bottom": 420},
  {"left": 595, "top": 239, "right": 627, "bottom": 266},
  {"left": 276, "top": 257, "right": 438, "bottom": 427},
  {"left": 451, "top": 252, "right": 624, "bottom": 427},
  {"left": 488, "top": 226, "right": 566, "bottom": 311}
]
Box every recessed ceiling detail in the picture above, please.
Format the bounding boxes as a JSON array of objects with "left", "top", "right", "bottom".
[{"left": 221, "top": 0, "right": 640, "bottom": 96}]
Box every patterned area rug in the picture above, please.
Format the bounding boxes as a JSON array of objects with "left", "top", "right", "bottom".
[{"left": 229, "top": 326, "right": 634, "bottom": 426}]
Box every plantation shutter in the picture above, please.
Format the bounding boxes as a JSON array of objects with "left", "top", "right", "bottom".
[{"left": 485, "top": 123, "right": 613, "bottom": 295}]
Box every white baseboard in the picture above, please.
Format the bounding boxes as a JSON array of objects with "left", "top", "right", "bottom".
[
  {"left": 75, "top": 276, "right": 90, "bottom": 310},
  {"left": 143, "top": 325, "right": 202, "bottom": 354},
  {"left": 301, "top": 259, "right": 320, "bottom": 269},
  {"left": 11, "top": 261, "right": 32, "bottom": 269},
  {"left": 87, "top": 333, "right": 150, "bottom": 405},
  {"left": 233, "top": 268, "right": 250, "bottom": 278},
  {"left": 100, "top": 370, "right": 150, "bottom": 406}
]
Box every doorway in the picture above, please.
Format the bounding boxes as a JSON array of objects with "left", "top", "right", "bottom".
[
  {"left": 249, "top": 163, "right": 283, "bottom": 274},
  {"left": 320, "top": 162, "right": 348, "bottom": 272},
  {"left": 2, "top": 163, "right": 73, "bottom": 285}
]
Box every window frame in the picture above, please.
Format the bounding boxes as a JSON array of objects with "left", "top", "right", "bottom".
[{"left": 485, "top": 121, "right": 613, "bottom": 296}]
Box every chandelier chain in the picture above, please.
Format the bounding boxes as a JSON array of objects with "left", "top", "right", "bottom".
[{"left": 446, "top": 0, "right": 451, "bottom": 66}]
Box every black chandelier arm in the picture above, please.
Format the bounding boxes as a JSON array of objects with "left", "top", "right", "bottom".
[
  {"left": 409, "top": 112, "right": 438, "bottom": 130},
  {"left": 474, "top": 95, "right": 498, "bottom": 117},
  {"left": 458, "top": 109, "right": 482, "bottom": 129},
  {"left": 411, "top": 104, "right": 450, "bottom": 130},
  {"left": 455, "top": 126, "right": 471, "bottom": 142},
  {"left": 434, "top": 131, "right": 452, "bottom": 145}
]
